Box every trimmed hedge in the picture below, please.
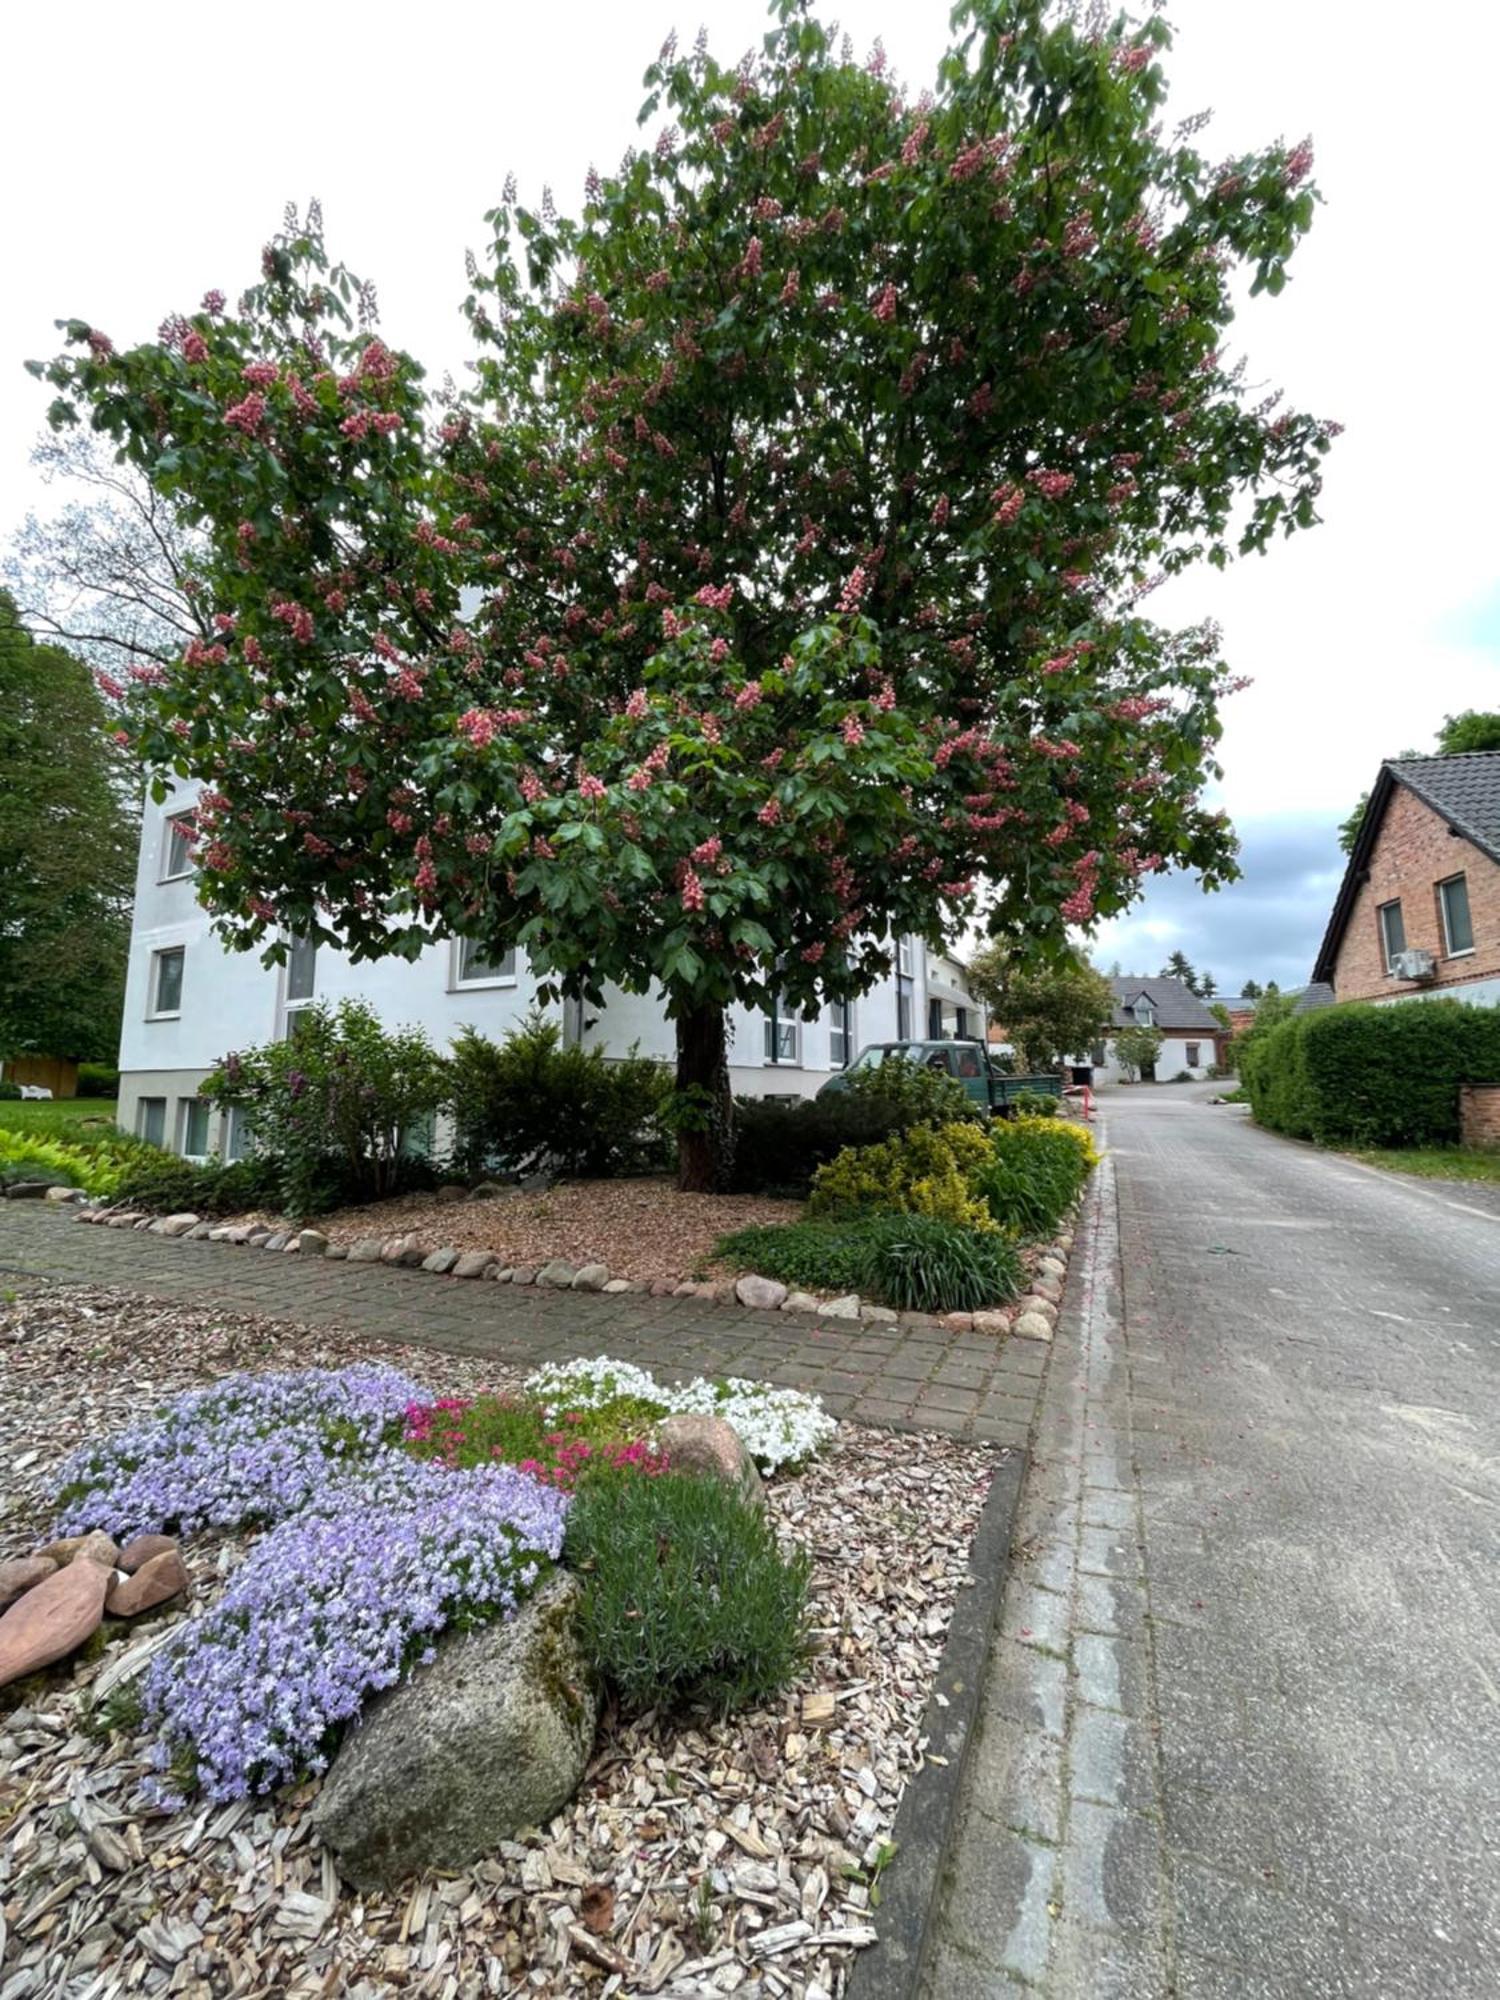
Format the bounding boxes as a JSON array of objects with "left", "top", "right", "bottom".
[{"left": 1240, "top": 1000, "right": 1500, "bottom": 1147}]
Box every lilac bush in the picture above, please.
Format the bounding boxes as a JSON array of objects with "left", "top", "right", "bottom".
[
  {"left": 50, "top": 1363, "right": 426, "bottom": 1540},
  {"left": 141, "top": 1453, "right": 569, "bottom": 1800}
]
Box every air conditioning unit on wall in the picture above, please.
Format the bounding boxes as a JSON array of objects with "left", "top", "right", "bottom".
[{"left": 1392, "top": 948, "right": 1437, "bottom": 982}]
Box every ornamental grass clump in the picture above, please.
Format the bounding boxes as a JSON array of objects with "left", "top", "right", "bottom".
[
  {"left": 565, "top": 1471, "right": 810, "bottom": 1717},
  {"left": 140, "top": 1455, "right": 569, "bottom": 1800},
  {"left": 51, "top": 1363, "right": 425, "bottom": 1541},
  {"left": 975, "top": 1115, "right": 1098, "bottom": 1237},
  {"left": 523, "top": 1357, "right": 836, "bottom": 1471},
  {"left": 715, "top": 1213, "right": 1021, "bottom": 1314}
]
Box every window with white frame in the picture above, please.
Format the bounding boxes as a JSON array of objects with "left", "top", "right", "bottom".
[
  {"left": 763, "top": 992, "right": 798, "bottom": 1063},
  {"left": 455, "top": 938, "right": 518, "bottom": 987},
  {"left": 149, "top": 946, "right": 185, "bottom": 1017},
  {"left": 1185, "top": 1043, "right": 1201, "bottom": 1069},
  {"left": 1439, "top": 874, "right": 1474, "bottom": 956},
  {"left": 895, "top": 936, "right": 915, "bottom": 1041},
  {"left": 161, "top": 815, "right": 197, "bottom": 881},
  {"left": 180, "top": 1097, "right": 212, "bottom": 1159},
  {"left": 137, "top": 1097, "right": 166, "bottom": 1146},
  {"left": 828, "top": 996, "right": 854, "bottom": 1069},
  {"left": 284, "top": 933, "right": 317, "bottom": 1036},
  {"left": 1132, "top": 999, "right": 1155, "bottom": 1026},
  {"left": 1378, "top": 899, "right": 1406, "bottom": 971}
]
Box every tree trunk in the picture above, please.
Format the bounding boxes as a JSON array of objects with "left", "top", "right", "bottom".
[{"left": 674, "top": 1001, "right": 735, "bottom": 1193}]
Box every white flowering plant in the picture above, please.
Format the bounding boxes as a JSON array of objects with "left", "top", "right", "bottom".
[{"left": 525, "top": 1356, "right": 836, "bottom": 1473}]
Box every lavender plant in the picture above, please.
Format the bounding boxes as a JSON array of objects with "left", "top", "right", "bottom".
[
  {"left": 50, "top": 1363, "right": 426, "bottom": 1540},
  {"left": 141, "top": 1453, "right": 569, "bottom": 1800}
]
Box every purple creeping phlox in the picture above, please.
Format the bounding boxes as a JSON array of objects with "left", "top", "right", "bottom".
[
  {"left": 49, "top": 1364, "right": 427, "bottom": 1541},
  {"left": 141, "top": 1452, "right": 569, "bottom": 1801}
]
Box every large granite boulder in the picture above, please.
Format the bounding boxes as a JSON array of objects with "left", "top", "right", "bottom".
[
  {"left": 655, "top": 1415, "right": 765, "bottom": 1510},
  {"left": 311, "top": 1574, "right": 595, "bottom": 1888}
]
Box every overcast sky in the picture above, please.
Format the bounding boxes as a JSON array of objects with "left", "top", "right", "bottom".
[{"left": 5, "top": 0, "right": 1496, "bottom": 992}]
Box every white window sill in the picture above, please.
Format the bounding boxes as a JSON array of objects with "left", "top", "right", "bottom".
[
  {"left": 1443, "top": 948, "right": 1476, "bottom": 961},
  {"left": 158, "top": 870, "right": 197, "bottom": 885},
  {"left": 450, "top": 977, "right": 519, "bottom": 993},
  {"left": 145, "top": 1010, "right": 182, "bottom": 1023}
]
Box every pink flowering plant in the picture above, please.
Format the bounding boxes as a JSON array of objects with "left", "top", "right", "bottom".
[
  {"left": 401, "top": 1390, "right": 671, "bottom": 1487},
  {"left": 37, "top": 3, "right": 1334, "bottom": 1190}
]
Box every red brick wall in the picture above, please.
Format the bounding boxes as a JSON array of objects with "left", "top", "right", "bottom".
[
  {"left": 1332, "top": 786, "right": 1500, "bottom": 1003},
  {"left": 1460, "top": 1085, "right": 1500, "bottom": 1149}
]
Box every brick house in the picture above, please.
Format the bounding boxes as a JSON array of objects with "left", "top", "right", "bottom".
[{"left": 1312, "top": 753, "right": 1500, "bottom": 1008}]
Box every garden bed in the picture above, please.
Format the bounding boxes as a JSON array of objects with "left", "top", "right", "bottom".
[
  {"left": 0, "top": 1285, "right": 995, "bottom": 1999},
  {"left": 235, "top": 1178, "right": 803, "bottom": 1287}
]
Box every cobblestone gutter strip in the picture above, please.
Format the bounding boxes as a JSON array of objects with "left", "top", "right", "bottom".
[{"left": 844, "top": 1442, "right": 1027, "bottom": 2000}]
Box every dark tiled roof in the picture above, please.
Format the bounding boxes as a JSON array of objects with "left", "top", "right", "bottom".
[
  {"left": 1292, "top": 981, "right": 1336, "bottom": 1014},
  {"left": 1107, "top": 976, "right": 1223, "bottom": 1033},
  {"left": 1313, "top": 751, "right": 1500, "bottom": 984}
]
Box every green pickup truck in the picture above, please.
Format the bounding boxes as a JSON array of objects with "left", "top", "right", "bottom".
[{"left": 817, "top": 1039, "right": 1064, "bottom": 1116}]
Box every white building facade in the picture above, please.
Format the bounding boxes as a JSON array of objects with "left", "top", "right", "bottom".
[{"left": 119, "top": 782, "right": 965, "bottom": 1159}]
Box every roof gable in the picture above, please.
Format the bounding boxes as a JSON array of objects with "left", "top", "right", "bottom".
[
  {"left": 1312, "top": 752, "right": 1500, "bottom": 984},
  {"left": 1106, "top": 975, "right": 1222, "bottom": 1032}
]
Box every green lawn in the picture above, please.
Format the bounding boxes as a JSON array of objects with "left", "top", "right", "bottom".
[
  {"left": 1349, "top": 1144, "right": 1500, "bottom": 1185},
  {"left": 0, "top": 1098, "right": 121, "bottom": 1140}
]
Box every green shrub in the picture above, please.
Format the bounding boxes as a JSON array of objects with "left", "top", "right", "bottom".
[
  {"left": 112, "top": 1153, "right": 284, "bottom": 1218},
  {"left": 0, "top": 1081, "right": 21, "bottom": 1101},
  {"left": 0, "top": 1126, "right": 165, "bottom": 1196},
  {"left": 1010, "top": 1090, "right": 1059, "bottom": 1117},
  {"left": 1241, "top": 1000, "right": 1500, "bottom": 1147},
  {"left": 974, "top": 1115, "right": 1097, "bottom": 1237},
  {"left": 716, "top": 1212, "right": 1022, "bottom": 1312},
  {"left": 77, "top": 1064, "right": 120, "bottom": 1099},
  {"left": 203, "top": 999, "right": 450, "bottom": 1215},
  {"left": 809, "top": 1121, "right": 995, "bottom": 1230},
  {"left": 447, "top": 1014, "right": 671, "bottom": 1181},
  {"left": 839, "top": 1055, "right": 976, "bottom": 1126},
  {"left": 858, "top": 1214, "right": 1023, "bottom": 1313},
  {"left": 565, "top": 1472, "right": 811, "bottom": 1716},
  {"left": 731, "top": 1093, "right": 913, "bottom": 1197}
]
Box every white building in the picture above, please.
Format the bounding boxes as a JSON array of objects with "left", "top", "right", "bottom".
[
  {"left": 1092, "top": 975, "right": 1225, "bottom": 1084},
  {"left": 119, "top": 781, "right": 979, "bottom": 1158}
]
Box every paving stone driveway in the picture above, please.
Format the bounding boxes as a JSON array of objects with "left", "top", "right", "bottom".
[
  {"left": 927, "top": 1085, "right": 1500, "bottom": 1998},
  {"left": 0, "top": 1202, "right": 1046, "bottom": 1446}
]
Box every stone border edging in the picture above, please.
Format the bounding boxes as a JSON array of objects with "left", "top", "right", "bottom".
[{"left": 843, "top": 1444, "right": 1026, "bottom": 2000}]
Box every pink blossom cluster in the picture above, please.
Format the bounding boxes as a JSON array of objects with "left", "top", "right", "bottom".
[
  {"left": 224, "top": 393, "right": 266, "bottom": 435},
  {"left": 839, "top": 564, "right": 871, "bottom": 613},
  {"left": 695, "top": 583, "right": 734, "bottom": 611},
  {"left": 270, "top": 600, "right": 313, "bottom": 643},
  {"left": 1028, "top": 468, "right": 1075, "bottom": 499}
]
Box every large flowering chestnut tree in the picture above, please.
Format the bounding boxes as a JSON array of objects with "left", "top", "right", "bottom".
[{"left": 36, "top": 0, "right": 1335, "bottom": 1187}]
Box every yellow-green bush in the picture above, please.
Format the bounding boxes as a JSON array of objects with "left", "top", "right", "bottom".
[
  {"left": 974, "top": 1115, "right": 1097, "bottom": 1237},
  {"left": 808, "top": 1121, "right": 996, "bottom": 1232}
]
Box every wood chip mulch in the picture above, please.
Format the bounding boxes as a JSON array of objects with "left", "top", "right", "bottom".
[
  {"left": 0, "top": 1285, "right": 996, "bottom": 1999},
  {"left": 296, "top": 1179, "right": 804, "bottom": 1285}
]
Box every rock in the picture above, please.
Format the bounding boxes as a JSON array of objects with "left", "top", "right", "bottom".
[
  {"left": 1017, "top": 1294, "right": 1058, "bottom": 1322},
  {"left": 75, "top": 1530, "right": 122, "bottom": 1570},
  {"left": 649, "top": 1278, "right": 676, "bottom": 1297},
  {"left": 5, "top": 1181, "right": 50, "bottom": 1200},
  {"left": 735, "top": 1274, "right": 788, "bottom": 1311},
  {"left": 818, "top": 1294, "right": 862, "bottom": 1321},
  {"left": 672, "top": 1281, "right": 698, "bottom": 1298},
  {"left": 1032, "top": 1277, "right": 1063, "bottom": 1304},
  {"left": 223, "top": 1225, "right": 255, "bottom": 1245},
  {"left": 435, "top": 1184, "right": 469, "bottom": 1204},
  {"left": 469, "top": 1182, "right": 507, "bottom": 1201},
  {"left": 32, "top": 1533, "right": 90, "bottom": 1567},
  {"left": 298, "top": 1230, "right": 329, "bottom": 1255},
  {"left": 261, "top": 1231, "right": 289, "bottom": 1252},
  {"left": 941, "top": 1312, "right": 975, "bottom": 1333},
  {"left": 656, "top": 1416, "right": 765, "bottom": 1509},
  {"left": 421, "top": 1248, "right": 461, "bottom": 1275},
  {"left": 118, "top": 1534, "right": 179, "bottom": 1574},
  {"left": 379, "top": 1236, "right": 411, "bottom": 1264},
  {"left": 571, "top": 1263, "right": 610, "bottom": 1292},
  {"left": 245, "top": 1228, "right": 273, "bottom": 1247},
  {"left": 105, "top": 1211, "right": 144, "bottom": 1228},
  {"left": 537, "top": 1259, "right": 577, "bottom": 1288},
  {"left": 106, "top": 1549, "right": 190, "bottom": 1617},
  {"left": 312, "top": 1575, "right": 596, "bottom": 1889},
  {"left": 860, "top": 1304, "right": 899, "bottom": 1324},
  {"left": 1039, "top": 1256, "right": 1066, "bottom": 1279},
  {"left": 155, "top": 1213, "right": 201, "bottom": 1237},
  {"left": 781, "top": 1292, "right": 821, "bottom": 1314},
  {"left": 0, "top": 1557, "right": 57, "bottom": 1611},
  {"left": 972, "top": 1310, "right": 1011, "bottom": 1337},
  {"left": 510, "top": 1267, "right": 537, "bottom": 1286},
  {"left": 452, "top": 1252, "right": 492, "bottom": 1280},
  {"left": 325, "top": 1243, "right": 348, "bottom": 1260},
  {"left": 1013, "top": 1311, "right": 1055, "bottom": 1343},
  {"left": 602, "top": 1278, "right": 633, "bottom": 1294},
  {"left": 0, "top": 1559, "right": 110, "bottom": 1688},
  {"left": 45, "top": 1185, "right": 80, "bottom": 1204},
  {"left": 347, "top": 1238, "right": 384, "bottom": 1263},
  {"left": 207, "top": 1225, "right": 236, "bottom": 1241},
  {"left": 487, "top": 1266, "right": 514, "bottom": 1283},
  {"left": 186, "top": 1222, "right": 214, "bottom": 1240}
]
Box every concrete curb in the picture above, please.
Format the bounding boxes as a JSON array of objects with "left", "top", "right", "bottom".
[{"left": 844, "top": 1442, "right": 1026, "bottom": 2000}]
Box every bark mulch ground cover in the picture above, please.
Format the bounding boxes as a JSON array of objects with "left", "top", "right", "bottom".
[{"left": 0, "top": 1285, "right": 997, "bottom": 2000}]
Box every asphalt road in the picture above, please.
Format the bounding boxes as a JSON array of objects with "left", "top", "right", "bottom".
[{"left": 929, "top": 1084, "right": 1500, "bottom": 1996}]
